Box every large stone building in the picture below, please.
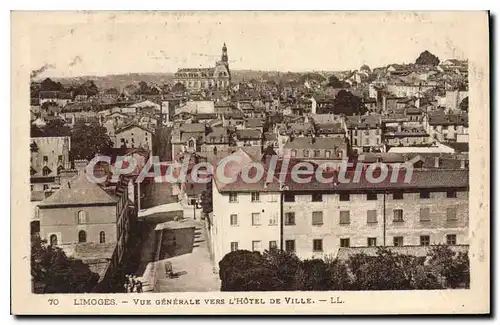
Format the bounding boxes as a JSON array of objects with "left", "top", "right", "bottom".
[
  {"left": 173, "top": 43, "right": 231, "bottom": 90},
  {"left": 209, "top": 150, "right": 469, "bottom": 265}
]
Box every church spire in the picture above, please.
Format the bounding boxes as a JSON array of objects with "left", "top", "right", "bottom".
[{"left": 221, "top": 42, "right": 228, "bottom": 64}]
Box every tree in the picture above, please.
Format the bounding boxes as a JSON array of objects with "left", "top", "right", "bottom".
[
  {"left": 172, "top": 82, "right": 186, "bottom": 93},
  {"left": 427, "top": 245, "right": 470, "bottom": 288},
  {"left": 347, "top": 248, "right": 414, "bottom": 290},
  {"left": 219, "top": 250, "right": 279, "bottom": 291},
  {"left": 326, "top": 75, "right": 345, "bottom": 88},
  {"left": 324, "top": 257, "right": 352, "bottom": 290},
  {"left": 40, "top": 78, "right": 64, "bottom": 92},
  {"left": 70, "top": 121, "right": 113, "bottom": 160},
  {"left": 200, "top": 185, "right": 213, "bottom": 215},
  {"left": 300, "top": 259, "right": 332, "bottom": 291},
  {"left": 31, "top": 234, "right": 99, "bottom": 293},
  {"left": 333, "top": 89, "right": 366, "bottom": 115},
  {"left": 262, "top": 249, "right": 303, "bottom": 291},
  {"left": 415, "top": 50, "right": 440, "bottom": 66},
  {"left": 459, "top": 97, "right": 469, "bottom": 112}
]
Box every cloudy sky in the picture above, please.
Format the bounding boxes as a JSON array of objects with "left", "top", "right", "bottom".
[{"left": 26, "top": 11, "right": 477, "bottom": 78}]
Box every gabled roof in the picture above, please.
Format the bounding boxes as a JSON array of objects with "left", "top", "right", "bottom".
[
  {"left": 38, "top": 172, "right": 118, "bottom": 208},
  {"left": 115, "top": 123, "right": 155, "bottom": 134},
  {"left": 213, "top": 149, "right": 281, "bottom": 193}
]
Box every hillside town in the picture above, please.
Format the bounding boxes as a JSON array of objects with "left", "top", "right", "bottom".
[{"left": 30, "top": 44, "right": 470, "bottom": 293}]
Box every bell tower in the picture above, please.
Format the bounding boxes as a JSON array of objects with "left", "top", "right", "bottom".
[{"left": 221, "top": 42, "right": 228, "bottom": 64}]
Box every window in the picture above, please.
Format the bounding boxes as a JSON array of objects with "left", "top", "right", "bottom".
[
  {"left": 313, "top": 150, "right": 321, "bottom": 158},
  {"left": 446, "top": 234, "right": 457, "bottom": 245},
  {"left": 339, "top": 211, "right": 350, "bottom": 224},
  {"left": 312, "top": 211, "right": 323, "bottom": 225},
  {"left": 303, "top": 149, "right": 309, "bottom": 158},
  {"left": 285, "top": 212, "right": 295, "bottom": 225},
  {"left": 251, "top": 192, "right": 260, "bottom": 202},
  {"left": 312, "top": 193, "right": 323, "bottom": 202},
  {"left": 290, "top": 149, "right": 297, "bottom": 158},
  {"left": 393, "top": 236, "right": 404, "bottom": 247},
  {"left": 284, "top": 193, "right": 295, "bottom": 202},
  {"left": 30, "top": 185, "right": 34, "bottom": 192},
  {"left": 229, "top": 192, "right": 238, "bottom": 203},
  {"left": 367, "top": 210, "right": 377, "bottom": 224},
  {"left": 252, "top": 213, "right": 261, "bottom": 226},
  {"left": 366, "top": 193, "right": 378, "bottom": 200},
  {"left": 446, "top": 207, "right": 457, "bottom": 221},
  {"left": 230, "top": 242, "right": 239, "bottom": 252},
  {"left": 252, "top": 240, "right": 261, "bottom": 251},
  {"left": 285, "top": 240, "right": 295, "bottom": 252},
  {"left": 393, "top": 191, "right": 404, "bottom": 200},
  {"left": 420, "top": 235, "right": 430, "bottom": 246},
  {"left": 188, "top": 139, "right": 195, "bottom": 148},
  {"left": 269, "top": 213, "right": 278, "bottom": 225},
  {"left": 325, "top": 150, "right": 331, "bottom": 158},
  {"left": 230, "top": 214, "right": 238, "bottom": 226},
  {"left": 339, "top": 193, "right": 350, "bottom": 201},
  {"left": 78, "top": 230, "right": 87, "bottom": 243},
  {"left": 99, "top": 231, "right": 106, "bottom": 244},
  {"left": 58, "top": 155, "right": 63, "bottom": 163},
  {"left": 77, "top": 210, "right": 87, "bottom": 224},
  {"left": 49, "top": 234, "right": 58, "bottom": 246},
  {"left": 43, "top": 156, "right": 48, "bottom": 163},
  {"left": 367, "top": 237, "right": 377, "bottom": 247},
  {"left": 42, "top": 166, "right": 51, "bottom": 176},
  {"left": 269, "top": 241, "right": 277, "bottom": 250},
  {"left": 420, "top": 190, "right": 431, "bottom": 199},
  {"left": 446, "top": 189, "right": 457, "bottom": 198},
  {"left": 43, "top": 184, "right": 49, "bottom": 191},
  {"left": 420, "top": 207, "right": 430, "bottom": 222},
  {"left": 340, "top": 238, "right": 350, "bottom": 248},
  {"left": 313, "top": 239, "right": 323, "bottom": 252},
  {"left": 393, "top": 209, "right": 404, "bottom": 222}
]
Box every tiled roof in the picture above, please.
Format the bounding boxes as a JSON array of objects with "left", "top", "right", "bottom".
[
  {"left": 245, "top": 118, "right": 264, "bottom": 128},
  {"left": 428, "top": 112, "right": 468, "bottom": 126},
  {"left": 283, "top": 169, "right": 469, "bottom": 191},
  {"left": 213, "top": 149, "right": 281, "bottom": 193},
  {"left": 444, "top": 142, "right": 469, "bottom": 153},
  {"left": 115, "top": 123, "right": 155, "bottom": 134},
  {"left": 236, "top": 129, "right": 262, "bottom": 140},
  {"left": 39, "top": 172, "right": 118, "bottom": 208},
  {"left": 180, "top": 123, "right": 206, "bottom": 133},
  {"left": 284, "top": 137, "right": 346, "bottom": 150},
  {"left": 345, "top": 115, "right": 381, "bottom": 129}
]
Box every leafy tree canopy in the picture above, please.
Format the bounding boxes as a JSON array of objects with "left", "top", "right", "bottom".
[
  {"left": 415, "top": 50, "right": 440, "bottom": 66},
  {"left": 31, "top": 234, "right": 99, "bottom": 293},
  {"left": 70, "top": 121, "right": 113, "bottom": 160},
  {"left": 333, "top": 89, "right": 367, "bottom": 115}
]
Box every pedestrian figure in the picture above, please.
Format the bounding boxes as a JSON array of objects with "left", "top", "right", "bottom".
[
  {"left": 136, "top": 281, "right": 143, "bottom": 293},
  {"left": 130, "top": 277, "right": 136, "bottom": 293}
]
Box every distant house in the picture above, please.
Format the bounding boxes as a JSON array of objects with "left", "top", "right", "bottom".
[
  {"left": 283, "top": 136, "right": 347, "bottom": 161},
  {"left": 114, "top": 123, "right": 154, "bottom": 151}
]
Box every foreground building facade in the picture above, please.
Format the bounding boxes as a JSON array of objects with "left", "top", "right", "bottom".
[{"left": 209, "top": 151, "right": 469, "bottom": 265}]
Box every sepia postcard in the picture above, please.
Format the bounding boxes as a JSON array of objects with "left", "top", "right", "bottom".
[{"left": 11, "top": 11, "right": 490, "bottom": 315}]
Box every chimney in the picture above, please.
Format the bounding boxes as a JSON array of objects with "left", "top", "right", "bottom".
[{"left": 434, "top": 156, "right": 440, "bottom": 168}]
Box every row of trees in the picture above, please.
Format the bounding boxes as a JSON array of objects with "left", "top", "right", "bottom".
[{"left": 219, "top": 246, "right": 469, "bottom": 291}]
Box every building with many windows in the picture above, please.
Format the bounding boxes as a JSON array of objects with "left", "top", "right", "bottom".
[
  {"left": 209, "top": 149, "right": 282, "bottom": 265},
  {"left": 173, "top": 43, "right": 231, "bottom": 90},
  {"left": 281, "top": 169, "right": 468, "bottom": 260},
  {"left": 209, "top": 149, "right": 469, "bottom": 264}
]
